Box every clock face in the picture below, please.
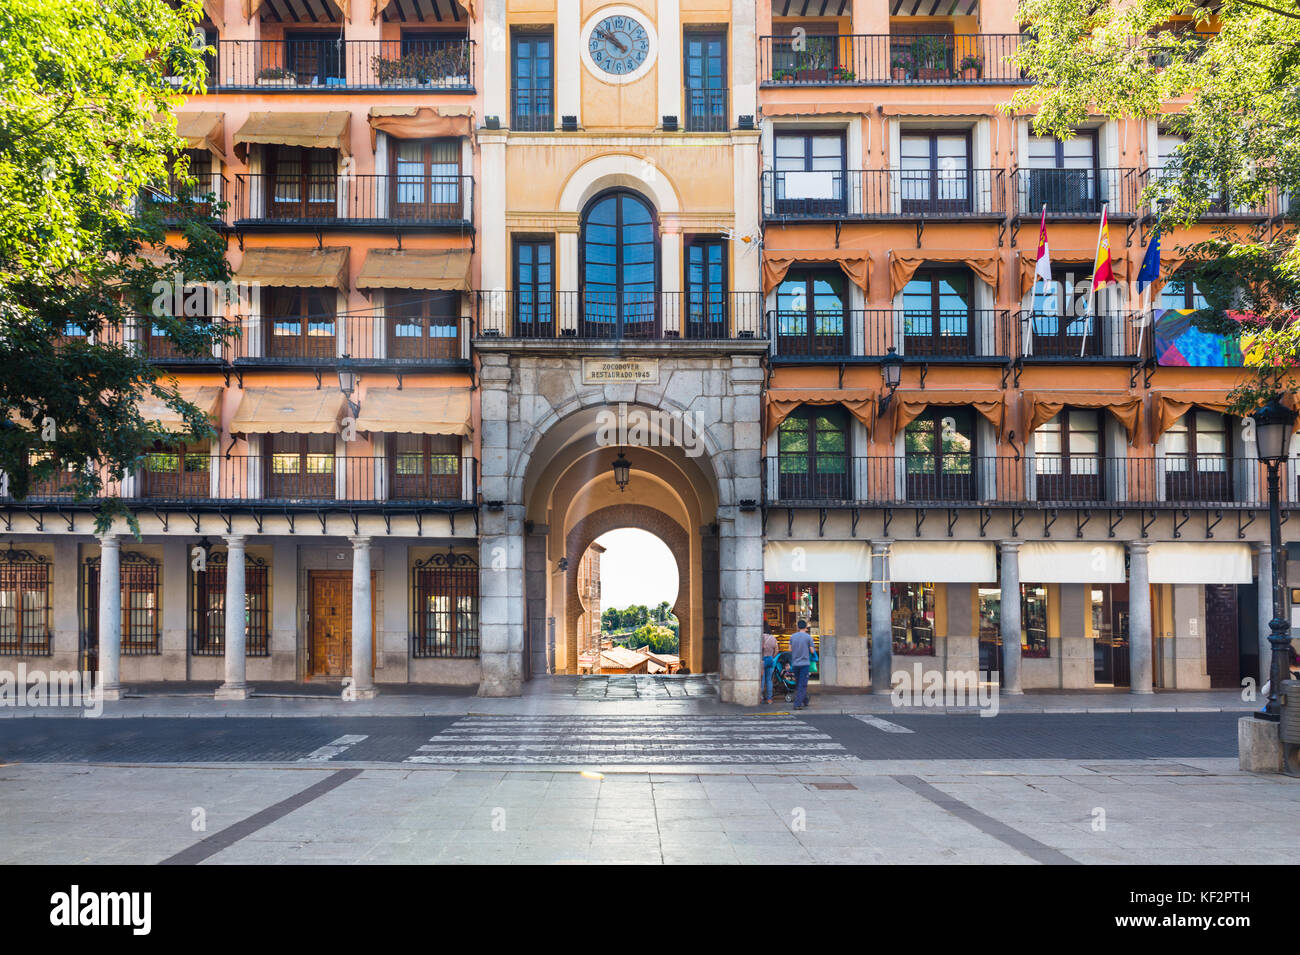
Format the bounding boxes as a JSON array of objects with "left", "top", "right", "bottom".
[{"left": 588, "top": 14, "right": 650, "bottom": 77}]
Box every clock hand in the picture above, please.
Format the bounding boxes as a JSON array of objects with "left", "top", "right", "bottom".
[{"left": 596, "top": 27, "right": 629, "bottom": 54}]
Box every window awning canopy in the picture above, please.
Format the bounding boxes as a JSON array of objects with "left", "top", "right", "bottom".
[
  {"left": 355, "top": 388, "right": 472, "bottom": 436},
  {"left": 764, "top": 389, "right": 876, "bottom": 435},
  {"left": 138, "top": 386, "right": 223, "bottom": 434},
  {"left": 244, "top": 0, "right": 349, "bottom": 21},
  {"left": 356, "top": 249, "right": 471, "bottom": 291},
  {"left": 235, "top": 247, "right": 349, "bottom": 292},
  {"left": 1021, "top": 390, "right": 1141, "bottom": 445},
  {"left": 764, "top": 541, "right": 871, "bottom": 583},
  {"left": 1019, "top": 542, "right": 1125, "bottom": 583},
  {"left": 1149, "top": 543, "right": 1251, "bottom": 584},
  {"left": 367, "top": 106, "right": 474, "bottom": 149},
  {"left": 888, "top": 541, "right": 996, "bottom": 583},
  {"left": 762, "top": 250, "right": 870, "bottom": 296},
  {"left": 174, "top": 112, "right": 226, "bottom": 163},
  {"left": 231, "top": 388, "right": 345, "bottom": 435},
  {"left": 888, "top": 389, "right": 1005, "bottom": 437},
  {"left": 233, "top": 111, "right": 351, "bottom": 161},
  {"left": 889, "top": 251, "right": 999, "bottom": 298},
  {"left": 371, "top": 0, "right": 471, "bottom": 19},
  {"left": 1150, "top": 391, "right": 1231, "bottom": 443}
]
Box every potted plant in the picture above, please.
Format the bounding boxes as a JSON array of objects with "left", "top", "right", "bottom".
[
  {"left": 256, "top": 65, "right": 295, "bottom": 87},
  {"left": 890, "top": 52, "right": 913, "bottom": 81},
  {"left": 795, "top": 39, "right": 831, "bottom": 82},
  {"left": 372, "top": 55, "right": 404, "bottom": 86},
  {"left": 959, "top": 53, "right": 982, "bottom": 81},
  {"left": 830, "top": 65, "right": 856, "bottom": 83},
  {"left": 771, "top": 67, "right": 795, "bottom": 83},
  {"left": 911, "top": 35, "right": 951, "bottom": 81},
  {"left": 433, "top": 44, "right": 470, "bottom": 87}
]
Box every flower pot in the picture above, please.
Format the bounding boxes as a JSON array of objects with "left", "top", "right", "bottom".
[
  {"left": 256, "top": 77, "right": 296, "bottom": 87},
  {"left": 891, "top": 67, "right": 909, "bottom": 81},
  {"left": 918, "top": 67, "right": 948, "bottom": 81},
  {"left": 961, "top": 67, "right": 979, "bottom": 81},
  {"left": 796, "top": 68, "right": 829, "bottom": 82}
]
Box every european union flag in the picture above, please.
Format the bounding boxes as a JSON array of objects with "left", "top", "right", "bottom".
[{"left": 1136, "top": 233, "right": 1162, "bottom": 293}]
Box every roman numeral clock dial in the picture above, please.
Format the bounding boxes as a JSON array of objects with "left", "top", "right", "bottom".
[{"left": 582, "top": 9, "right": 657, "bottom": 84}]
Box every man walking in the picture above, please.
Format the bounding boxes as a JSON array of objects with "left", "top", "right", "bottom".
[
  {"left": 789, "top": 619, "right": 814, "bottom": 710},
  {"left": 761, "top": 630, "right": 778, "bottom": 704}
]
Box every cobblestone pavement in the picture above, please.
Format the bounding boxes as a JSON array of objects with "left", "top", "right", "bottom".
[{"left": 0, "top": 712, "right": 1244, "bottom": 766}]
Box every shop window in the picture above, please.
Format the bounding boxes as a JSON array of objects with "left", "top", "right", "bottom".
[
  {"left": 866, "top": 582, "right": 936, "bottom": 656},
  {"left": 976, "top": 584, "right": 1050, "bottom": 671}
]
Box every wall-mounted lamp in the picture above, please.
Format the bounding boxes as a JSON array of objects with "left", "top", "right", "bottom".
[
  {"left": 337, "top": 355, "right": 360, "bottom": 417},
  {"left": 878, "top": 346, "right": 903, "bottom": 413},
  {"left": 612, "top": 451, "right": 631, "bottom": 492}
]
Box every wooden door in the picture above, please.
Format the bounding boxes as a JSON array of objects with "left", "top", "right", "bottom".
[
  {"left": 307, "top": 571, "right": 378, "bottom": 678},
  {"left": 1205, "top": 584, "right": 1240, "bottom": 688}
]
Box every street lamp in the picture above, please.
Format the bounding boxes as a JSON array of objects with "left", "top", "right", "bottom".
[
  {"left": 337, "top": 356, "right": 360, "bottom": 417},
  {"left": 1252, "top": 395, "right": 1296, "bottom": 721},
  {"left": 879, "top": 346, "right": 904, "bottom": 412},
  {"left": 611, "top": 451, "right": 631, "bottom": 492}
]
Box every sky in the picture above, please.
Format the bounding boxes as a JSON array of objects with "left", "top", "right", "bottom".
[{"left": 592, "top": 528, "right": 680, "bottom": 611}]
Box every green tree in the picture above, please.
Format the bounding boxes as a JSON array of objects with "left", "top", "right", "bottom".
[
  {"left": 653, "top": 600, "right": 670, "bottom": 622},
  {"left": 1008, "top": 1, "right": 1300, "bottom": 412},
  {"left": 628, "top": 623, "right": 678, "bottom": 655},
  {"left": 0, "top": 0, "right": 232, "bottom": 524},
  {"left": 601, "top": 607, "right": 622, "bottom": 633}
]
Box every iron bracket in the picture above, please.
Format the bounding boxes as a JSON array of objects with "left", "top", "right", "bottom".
[
  {"left": 979, "top": 507, "right": 992, "bottom": 538},
  {"left": 883, "top": 507, "right": 893, "bottom": 538},
  {"left": 1043, "top": 508, "right": 1057, "bottom": 538},
  {"left": 915, "top": 508, "right": 926, "bottom": 537},
  {"left": 1238, "top": 509, "right": 1255, "bottom": 539},
  {"left": 818, "top": 508, "right": 827, "bottom": 537},
  {"left": 851, "top": 508, "right": 860, "bottom": 538},
  {"left": 1108, "top": 509, "right": 1122, "bottom": 538},
  {"left": 1010, "top": 507, "right": 1024, "bottom": 537},
  {"left": 1141, "top": 508, "right": 1156, "bottom": 538},
  {"left": 1173, "top": 509, "right": 1190, "bottom": 539},
  {"left": 1076, "top": 509, "right": 1091, "bottom": 539},
  {"left": 1205, "top": 509, "right": 1222, "bottom": 539}
]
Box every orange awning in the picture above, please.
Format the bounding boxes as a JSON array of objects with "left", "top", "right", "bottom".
[
  {"left": 1022, "top": 391, "right": 1142, "bottom": 444},
  {"left": 231, "top": 388, "right": 345, "bottom": 435},
  {"left": 764, "top": 389, "right": 876, "bottom": 436},
  {"left": 373, "top": 0, "right": 471, "bottom": 18},
  {"left": 235, "top": 247, "right": 349, "bottom": 293},
  {"left": 233, "top": 112, "right": 351, "bottom": 161},
  {"left": 890, "top": 251, "right": 999, "bottom": 298},
  {"left": 1149, "top": 391, "right": 1230, "bottom": 443},
  {"left": 889, "top": 389, "right": 1005, "bottom": 437},
  {"left": 762, "top": 251, "right": 870, "bottom": 295},
  {"left": 356, "top": 249, "right": 471, "bottom": 291},
  {"left": 175, "top": 112, "right": 226, "bottom": 164},
  {"left": 355, "top": 388, "right": 471, "bottom": 436},
  {"left": 367, "top": 106, "right": 474, "bottom": 149},
  {"left": 138, "top": 386, "right": 223, "bottom": 434}
]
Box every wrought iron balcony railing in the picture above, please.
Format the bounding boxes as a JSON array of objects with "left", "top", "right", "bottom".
[
  {"left": 762, "top": 168, "right": 1006, "bottom": 220},
  {"left": 768, "top": 309, "right": 1013, "bottom": 361},
  {"left": 764, "top": 455, "right": 1268, "bottom": 508},
  {"left": 234, "top": 174, "right": 473, "bottom": 229},
  {"left": 475, "top": 290, "right": 766, "bottom": 341},
  {"left": 209, "top": 38, "right": 474, "bottom": 91},
  {"left": 1139, "top": 167, "right": 1279, "bottom": 221},
  {"left": 1013, "top": 167, "right": 1141, "bottom": 218},
  {"left": 7, "top": 456, "right": 478, "bottom": 507},
  {"left": 759, "top": 33, "right": 1025, "bottom": 86}
]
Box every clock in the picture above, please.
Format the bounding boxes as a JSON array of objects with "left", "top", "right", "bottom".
[{"left": 581, "top": 7, "right": 658, "bottom": 84}]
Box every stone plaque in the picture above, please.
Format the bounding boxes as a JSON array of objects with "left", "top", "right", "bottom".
[{"left": 581, "top": 357, "right": 659, "bottom": 384}]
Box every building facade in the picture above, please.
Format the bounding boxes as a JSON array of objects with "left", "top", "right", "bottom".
[{"left": 0, "top": 0, "right": 1293, "bottom": 703}]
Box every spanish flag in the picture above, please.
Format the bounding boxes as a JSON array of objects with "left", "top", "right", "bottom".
[{"left": 1090, "top": 203, "right": 1117, "bottom": 293}]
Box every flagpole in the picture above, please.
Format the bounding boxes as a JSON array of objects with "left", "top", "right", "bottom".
[
  {"left": 1084, "top": 203, "right": 1109, "bottom": 358},
  {"left": 1026, "top": 203, "right": 1048, "bottom": 358}
]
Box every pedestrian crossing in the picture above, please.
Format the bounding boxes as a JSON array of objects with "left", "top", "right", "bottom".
[{"left": 403, "top": 715, "right": 853, "bottom": 764}]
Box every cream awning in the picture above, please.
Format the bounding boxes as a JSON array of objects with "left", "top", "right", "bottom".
[
  {"left": 235, "top": 247, "right": 349, "bottom": 292},
  {"left": 764, "top": 541, "right": 871, "bottom": 583},
  {"left": 231, "top": 388, "right": 345, "bottom": 434},
  {"left": 888, "top": 541, "right": 996, "bottom": 583},
  {"left": 355, "top": 388, "right": 471, "bottom": 436},
  {"left": 175, "top": 112, "right": 226, "bottom": 163},
  {"left": 138, "top": 386, "right": 223, "bottom": 434},
  {"left": 367, "top": 106, "right": 474, "bottom": 149},
  {"left": 1019, "top": 542, "right": 1125, "bottom": 583},
  {"left": 1149, "top": 543, "right": 1251, "bottom": 584},
  {"left": 356, "top": 249, "right": 471, "bottom": 291},
  {"left": 233, "top": 111, "right": 351, "bottom": 161}
]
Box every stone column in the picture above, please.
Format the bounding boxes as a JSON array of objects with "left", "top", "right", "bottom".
[
  {"left": 350, "top": 536, "right": 377, "bottom": 699},
  {"left": 870, "top": 540, "right": 893, "bottom": 693},
  {"left": 999, "top": 541, "right": 1023, "bottom": 695},
  {"left": 719, "top": 508, "right": 763, "bottom": 706},
  {"left": 479, "top": 504, "right": 526, "bottom": 695},
  {"left": 1257, "top": 542, "right": 1275, "bottom": 687},
  {"left": 97, "top": 535, "right": 123, "bottom": 701},
  {"left": 216, "top": 536, "right": 251, "bottom": 699},
  {"left": 1128, "top": 541, "right": 1154, "bottom": 694}
]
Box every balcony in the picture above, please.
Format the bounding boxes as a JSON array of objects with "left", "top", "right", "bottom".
[
  {"left": 762, "top": 168, "right": 1006, "bottom": 221},
  {"left": 759, "top": 33, "right": 1025, "bottom": 86},
  {"left": 233, "top": 174, "right": 473, "bottom": 231},
  {"left": 510, "top": 87, "right": 555, "bottom": 132},
  {"left": 141, "top": 173, "right": 227, "bottom": 224},
  {"left": 210, "top": 39, "right": 475, "bottom": 92},
  {"left": 684, "top": 87, "right": 728, "bottom": 132},
  {"left": 475, "top": 291, "right": 765, "bottom": 341},
  {"left": 1140, "top": 168, "right": 1278, "bottom": 222},
  {"left": 769, "top": 309, "right": 1013, "bottom": 362},
  {"left": 8, "top": 456, "right": 478, "bottom": 508},
  {"left": 1015, "top": 310, "right": 1149, "bottom": 362},
  {"left": 226, "top": 313, "right": 470, "bottom": 368},
  {"left": 1014, "top": 167, "right": 1141, "bottom": 219},
  {"left": 763, "top": 455, "right": 1267, "bottom": 508}
]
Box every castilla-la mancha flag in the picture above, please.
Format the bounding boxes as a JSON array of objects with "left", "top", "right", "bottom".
[
  {"left": 1034, "top": 204, "right": 1052, "bottom": 286},
  {"left": 1090, "top": 204, "right": 1117, "bottom": 293}
]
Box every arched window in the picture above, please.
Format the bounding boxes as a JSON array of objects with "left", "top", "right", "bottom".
[{"left": 581, "top": 189, "right": 658, "bottom": 338}]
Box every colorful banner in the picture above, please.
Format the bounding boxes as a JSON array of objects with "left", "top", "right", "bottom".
[{"left": 1153, "top": 308, "right": 1251, "bottom": 367}]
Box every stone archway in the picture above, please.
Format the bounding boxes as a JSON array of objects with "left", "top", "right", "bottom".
[{"left": 565, "top": 504, "right": 691, "bottom": 672}]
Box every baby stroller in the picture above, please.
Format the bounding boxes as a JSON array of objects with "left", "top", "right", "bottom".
[{"left": 771, "top": 651, "right": 798, "bottom": 703}]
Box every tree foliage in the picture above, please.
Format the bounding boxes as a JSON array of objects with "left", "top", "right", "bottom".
[
  {"left": 1009, "top": 0, "right": 1300, "bottom": 412},
  {"left": 0, "top": 0, "right": 232, "bottom": 525}
]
